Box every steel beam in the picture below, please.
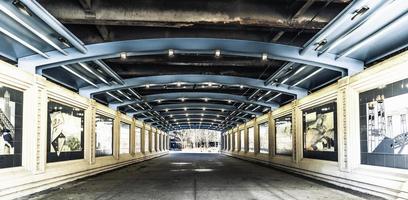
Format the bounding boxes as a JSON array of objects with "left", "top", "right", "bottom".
[
  {"left": 140, "top": 113, "right": 247, "bottom": 121},
  {"left": 18, "top": 38, "right": 363, "bottom": 75},
  {"left": 129, "top": 103, "right": 261, "bottom": 116},
  {"left": 79, "top": 74, "right": 307, "bottom": 98},
  {"left": 110, "top": 92, "right": 278, "bottom": 110}
]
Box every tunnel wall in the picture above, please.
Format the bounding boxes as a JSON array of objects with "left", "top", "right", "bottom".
[
  {"left": 0, "top": 61, "right": 169, "bottom": 199},
  {"left": 222, "top": 51, "right": 408, "bottom": 200}
]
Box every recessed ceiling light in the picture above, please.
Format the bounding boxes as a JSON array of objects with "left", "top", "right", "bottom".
[
  {"left": 120, "top": 52, "right": 127, "bottom": 60},
  {"left": 168, "top": 49, "right": 174, "bottom": 57},
  {"left": 202, "top": 107, "right": 206, "bottom": 111},
  {"left": 176, "top": 82, "right": 181, "bottom": 87},
  {"left": 240, "top": 85, "right": 244, "bottom": 89},
  {"left": 215, "top": 50, "right": 221, "bottom": 57},
  {"left": 262, "top": 53, "right": 268, "bottom": 61}
]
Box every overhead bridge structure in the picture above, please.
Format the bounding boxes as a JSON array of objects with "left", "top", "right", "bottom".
[{"left": 0, "top": 0, "right": 408, "bottom": 199}]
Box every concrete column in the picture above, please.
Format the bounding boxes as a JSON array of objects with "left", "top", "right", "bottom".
[
  {"left": 22, "top": 76, "right": 48, "bottom": 174},
  {"left": 254, "top": 119, "right": 259, "bottom": 154},
  {"left": 337, "top": 77, "right": 355, "bottom": 172},
  {"left": 141, "top": 124, "right": 146, "bottom": 154},
  {"left": 293, "top": 100, "right": 301, "bottom": 163},
  {"left": 84, "top": 99, "right": 96, "bottom": 164},
  {"left": 269, "top": 111, "right": 275, "bottom": 157},
  {"left": 149, "top": 129, "right": 152, "bottom": 153},
  {"left": 113, "top": 111, "right": 121, "bottom": 160},
  {"left": 130, "top": 119, "right": 136, "bottom": 156}
]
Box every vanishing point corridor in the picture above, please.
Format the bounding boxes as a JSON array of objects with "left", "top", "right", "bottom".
[{"left": 22, "top": 153, "right": 378, "bottom": 200}]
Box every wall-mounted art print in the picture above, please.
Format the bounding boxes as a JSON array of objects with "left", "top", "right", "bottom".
[
  {"left": 240, "top": 129, "right": 245, "bottom": 151},
  {"left": 248, "top": 127, "right": 255, "bottom": 153},
  {"left": 135, "top": 127, "right": 142, "bottom": 153},
  {"left": 275, "top": 115, "right": 293, "bottom": 156},
  {"left": 0, "top": 86, "right": 23, "bottom": 168},
  {"left": 360, "top": 78, "right": 408, "bottom": 169},
  {"left": 232, "top": 132, "right": 236, "bottom": 151},
  {"left": 120, "top": 122, "right": 130, "bottom": 154},
  {"left": 95, "top": 115, "right": 113, "bottom": 157},
  {"left": 145, "top": 130, "right": 149, "bottom": 152},
  {"left": 259, "top": 122, "right": 269, "bottom": 154},
  {"left": 47, "top": 101, "right": 84, "bottom": 163},
  {"left": 303, "top": 102, "right": 337, "bottom": 161}
]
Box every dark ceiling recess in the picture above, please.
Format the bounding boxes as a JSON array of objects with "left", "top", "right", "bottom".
[
  {"left": 33, "top": 0, "right": 351, "bottom": 131},
  {"left": 3, "top": 0, "right": 404, "bottom": 131}
]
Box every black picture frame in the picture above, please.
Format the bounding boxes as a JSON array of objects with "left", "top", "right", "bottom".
[
  {"left": 275, "top": 114, "right": 293, "bottom": 156},
  {"left": 302, "top": 102, "right": 338, "bottom": 161},
  {"left": 47, "top": 101, "right": 84, "bottom": 163},
  {"left": 360, "top": 78, "right": 408, "bottom": 169},
  {"left": 0, "top": 86, "right": 23, "bottom": 168}
]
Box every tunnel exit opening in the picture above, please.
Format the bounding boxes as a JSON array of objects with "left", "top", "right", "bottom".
[{"left": 169, "top": 129, "right": 221, "bottom": 153}]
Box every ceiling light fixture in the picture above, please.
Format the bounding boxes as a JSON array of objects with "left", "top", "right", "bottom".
[
  {"left": 215, "top": 50, "right": 221, "bottom": 57},
  {"left": 168, "top": 49, "right": 174, "bottom": 57},
  {"left": 261, "top": 53, "right": 268, "bottom": 61},
  {"left": 12, "top": 0, "right": 31, "bottom": 16},
  {"left": 120, "top": 52, "right": 127, "bottom": 60},
  {"left": 128, "top": 105, "right": 138, "bottom": 112},
  {"left": 61, "top": 65, "right": 98, "bottom": 88},
  {"left": 106, "top": 92, "right": 123, "bottom": 103},
  {"left": 117, "top": 90, "right": 131, "bottom": 100}
]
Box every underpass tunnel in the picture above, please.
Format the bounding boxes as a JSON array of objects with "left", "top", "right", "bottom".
[{"left": 0, "top": 0, "right": 407, "bottom": 199}]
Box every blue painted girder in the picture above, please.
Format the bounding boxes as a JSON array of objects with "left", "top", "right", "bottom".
[
  {"left": 110, "top": 92, "right": 278, "bottom": 110},
  {"left": 79, "top": 74, "right": 307, "bottom": 98},
  {"left": 17, "top": 38, "right": 363, "bottom": 75},
  {"left": 127, "top": 103, "right": 261, "bottom": 116}
]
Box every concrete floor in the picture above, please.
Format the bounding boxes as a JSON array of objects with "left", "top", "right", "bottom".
[{"left": 22, "top": 153, "right": 381, "bottom": 200}]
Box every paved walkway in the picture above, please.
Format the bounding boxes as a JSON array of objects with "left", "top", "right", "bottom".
[{"left": 23, "top": 153, "right": 381, "bottom": 200}]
